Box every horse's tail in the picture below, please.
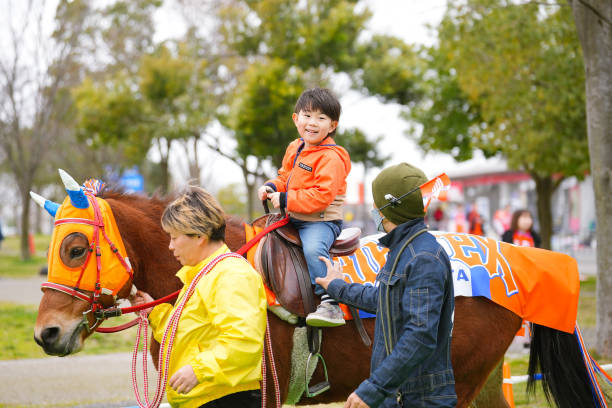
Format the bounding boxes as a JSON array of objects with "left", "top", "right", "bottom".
[{"left": 527, "top": 323, "right": 602, "bottom": 408}]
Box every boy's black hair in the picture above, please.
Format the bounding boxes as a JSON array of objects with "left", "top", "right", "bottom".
[{"left": 294, "top": 88, "right": 341, "bottom": 135}]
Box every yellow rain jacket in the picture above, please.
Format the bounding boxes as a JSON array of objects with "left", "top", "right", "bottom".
[{"left": 148, "top": 245, "right": 267, "bottom": 408}]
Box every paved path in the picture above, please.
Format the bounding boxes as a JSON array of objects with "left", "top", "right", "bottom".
[
  {"left": 0, "top": 276, "right": 45, "bottom": 305},
  {"left": 0, "top": 353, "right": 159, "bottom": 407}
]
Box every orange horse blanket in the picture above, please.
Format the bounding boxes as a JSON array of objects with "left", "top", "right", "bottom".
[
  {"left": 336, "top": 232, "right": 580, "bottom": 334},
  {"left": 245, "top": 225, "right": 580, "bottom": 334}
]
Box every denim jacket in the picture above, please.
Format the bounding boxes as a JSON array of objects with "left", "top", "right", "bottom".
[{"left": 327, "top": 219, "right": 456, "bottom": 407}]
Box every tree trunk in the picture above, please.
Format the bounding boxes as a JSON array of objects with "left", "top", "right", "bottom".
[
  {"left": 35, "top": 202, "right": 42, "bottom": 234},
  {"left": 243, "top": 170, "right": 256, "bottom": 221},
  {"left": 19, "top": 189, "right": 31, "bottom": 261},
  {"left": 190, "top": 137, "right": 201, "bottom": 185},
  {"left": 569, "top": 0, "right": 612, "bottom": 358},
  {"left": 158, "top": 138, "right": 171, "bottom": 194},
  {"left": 532, "top": 174, "right": 555, "bottom": 250},
  {"left": 160, "top": 158, "right": 169, "bottom": 194}
]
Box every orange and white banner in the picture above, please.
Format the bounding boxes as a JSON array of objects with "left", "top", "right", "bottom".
[{"left": 420, "top": 173, "right": 450, "bottom": 211}]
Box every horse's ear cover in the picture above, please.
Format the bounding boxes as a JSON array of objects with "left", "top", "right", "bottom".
[{"left": 47, "top": 194, "right": 131, "bottom": 295}]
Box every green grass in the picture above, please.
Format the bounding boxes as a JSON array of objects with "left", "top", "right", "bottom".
[
  {"left": 0, "top": 234, "right": 50, "bottom": 278},
  {"left": 0, "top": 254, "right": 47, "bottom": 278},
  {"left": 0, "top": 302, "right": 137, "bottom": 360},
  {"left": 507, "top": 355, "right": 551, "bottom": 407},
  {"left": 0, "top": 303, "right": 48, "bottom": 360},
  {"left": 1, "top": 233, "right": 51, "bottom": 254},
  {"left": 578, "top": 276, "right": 597, "bottom": 327}
]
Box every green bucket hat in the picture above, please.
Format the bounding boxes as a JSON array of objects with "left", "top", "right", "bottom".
[{"left": 372, "top": 163, "right": 427, "bottom": 225}]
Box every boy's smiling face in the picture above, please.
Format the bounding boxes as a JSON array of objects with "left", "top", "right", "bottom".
[{"left": 292, "top": 109, "right": 338, "bottom": 148}]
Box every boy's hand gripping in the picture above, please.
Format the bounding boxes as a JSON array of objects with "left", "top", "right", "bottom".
[{"left": 257, "top": 185, "right": 272, "bottom": 201}]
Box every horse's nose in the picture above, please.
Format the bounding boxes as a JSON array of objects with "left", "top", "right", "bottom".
[{"left": 38, "top": 326, "right": 60, "bottom": 347}]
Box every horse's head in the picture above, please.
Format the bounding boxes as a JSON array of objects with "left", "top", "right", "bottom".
[{"left": 33, "top": 170, "right": 134, "bottom": 356}]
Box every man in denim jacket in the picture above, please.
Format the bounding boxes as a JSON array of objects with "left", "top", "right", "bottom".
[{"left": 317, "top": 163, "right": 456, "bottom": 407}]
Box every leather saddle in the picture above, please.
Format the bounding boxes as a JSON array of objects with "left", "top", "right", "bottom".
[{"left": 257, "top": 213, "right": 361, "bottom": 317}]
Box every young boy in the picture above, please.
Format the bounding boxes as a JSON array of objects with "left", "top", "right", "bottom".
[{"left": 258, "top": 88, "right": 351, "bottom": 327}]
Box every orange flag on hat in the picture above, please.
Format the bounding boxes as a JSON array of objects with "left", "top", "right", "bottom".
[{"left": 420, "top": 173, "right": 451, "bottom": 212}]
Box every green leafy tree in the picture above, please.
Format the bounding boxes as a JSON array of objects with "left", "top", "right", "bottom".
[
  {"left": 353, "top": 34, "right": 425, "bottom": 106},
  {"left": 220, "top": 0, "right": 370, "bottom": 72},
  {"left": 397, "top": 1, "right": 588, "bottom": 249}
]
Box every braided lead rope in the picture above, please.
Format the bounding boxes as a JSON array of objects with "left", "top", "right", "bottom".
[
  {"left": 261, "top": 341, "right": 267, "bottom": 408},
  {"left": 132, "top": 312, "right": 152, "bottom": 406},
  {"left": 266, "top": 319, "right": 281, "bottom": 408},
  {"left": 260, "top": 321, "right": 281, "bottom": 408},
  {"left": 131, "top": 253, "right": 241, "bottom": 408}
]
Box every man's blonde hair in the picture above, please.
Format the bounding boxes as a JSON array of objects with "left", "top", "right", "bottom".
[{"left": 161, "top": 187, "right": 226, "bottom": 241}]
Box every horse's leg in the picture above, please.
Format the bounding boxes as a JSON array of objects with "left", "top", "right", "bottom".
[
  {"left": 452, "top": 297, "right": 522, "bottom": 408},
  {"left": 298, "top": 319, "right": 375, "bottom": 404}
]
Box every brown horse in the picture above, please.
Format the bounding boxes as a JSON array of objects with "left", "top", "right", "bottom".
[{"left": 33, "top": 183, "right": 597, "bottom": 408}]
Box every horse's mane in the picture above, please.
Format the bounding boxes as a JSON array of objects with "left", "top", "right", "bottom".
[
  {"left": 98, "top": 184, "right": 172, "bottom": 221},
  {"left": 98, "top": 183, "right": 246, "bottom": 248}
]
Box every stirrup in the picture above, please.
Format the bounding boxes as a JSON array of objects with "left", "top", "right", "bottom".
[{"left": 304, "top": 352, "right": 330, "bottom": 397}]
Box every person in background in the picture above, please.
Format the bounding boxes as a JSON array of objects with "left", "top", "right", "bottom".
[
  {"left": 430, "top": 205, "right": 445, "bottom": 230},
  {"left": 258, "top": 87, "right": 351, "bottom": 327},
  {"left": 502, "top": 209, "right": 541, "bottom": 248},
  {"left": 467, "top": 204, "right": 485, "bottom": 236},
  {"left": 502, "top": 209, "right": 540, "bottom": 349},
  {"left": 317, "top": 163, "right": 456, "bottom": 408},
  {"left": 130, "top": 187, "right": 267, "bottom": 408}
]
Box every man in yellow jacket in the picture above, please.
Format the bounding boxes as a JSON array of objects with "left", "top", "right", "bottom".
[{"left": 131, "top": 187, "right": 267, "bottom": 408}]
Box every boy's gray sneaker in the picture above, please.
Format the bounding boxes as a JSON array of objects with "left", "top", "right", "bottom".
[{"left": 306, "top": 302, "right": 346, "bottom": 327}]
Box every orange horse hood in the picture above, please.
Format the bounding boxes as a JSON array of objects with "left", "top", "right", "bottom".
[{"left": 48, "top": 194, "right": 131, "bottom": 295}]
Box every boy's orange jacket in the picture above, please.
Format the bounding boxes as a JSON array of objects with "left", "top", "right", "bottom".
[{"left": 266, "top": 137, "right": 351, "bottom": 221}]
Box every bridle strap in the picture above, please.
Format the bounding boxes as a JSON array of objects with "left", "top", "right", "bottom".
[
  {"left": 55, "top": 218, "right": 102, "bottom": 227},
  {"left": 41, "top": 282, "right": 93, "bottom": 303}
]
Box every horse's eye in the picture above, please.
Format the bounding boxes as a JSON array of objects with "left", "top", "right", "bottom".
[{"left": 70, "top": 247, "right": 86, "bottom": 259}]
